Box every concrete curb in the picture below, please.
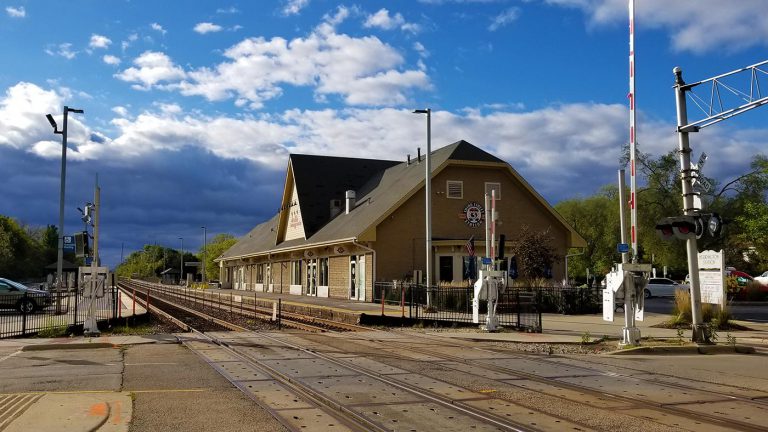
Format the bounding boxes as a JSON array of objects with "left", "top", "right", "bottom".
[
  {"left": 21, "top": 343, "right": 117, "bottom": 352},
  {"left": 606, "top": 344, "right": 756, "bottom": 355}
]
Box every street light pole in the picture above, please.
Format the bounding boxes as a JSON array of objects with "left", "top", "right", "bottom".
[
  {"left": 46, "top": 106, "right": 83, "bottom": 292},
  {"left": 201, "top": 226, "right": 207, "bottom": 283},
  {"left": 178, "top": 237, "right": 184, "bottom": 285},
  {"left": 413, "top": 109, "right": 432, "bottom": 290}
]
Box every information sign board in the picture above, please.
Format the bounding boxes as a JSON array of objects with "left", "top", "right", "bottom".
[
  {"left": 698, "top": 250, "right": 725, "bottom": 307},
  {"left": 63, "top": 235, "right": 75, "bottom": 252}
]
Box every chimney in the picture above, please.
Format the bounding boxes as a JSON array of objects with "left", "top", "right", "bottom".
[
  {"left": 407, "top": 154, "right": 411, "bottom": 165},
  {"left": 345, "top": 190, "right": 356, "bottom": 214},
  {"left": 330, "top": 199, "right": 342, "bottom": 219},
  {"left": 417, "top": 147, "right": 421, "bottom": 163}
]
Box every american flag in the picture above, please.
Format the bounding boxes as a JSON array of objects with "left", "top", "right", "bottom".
[{"left": 465, "top": 236, "right": 475, "bottom": 257}]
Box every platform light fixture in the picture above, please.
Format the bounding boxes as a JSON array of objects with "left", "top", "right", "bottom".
[{"left": 413, "top": 108, "right": 432, "bottom": 289}]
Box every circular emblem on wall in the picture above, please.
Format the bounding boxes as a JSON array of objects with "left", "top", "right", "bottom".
[{"left": 461, "top": 202, "right": 484, "bottom": 227}]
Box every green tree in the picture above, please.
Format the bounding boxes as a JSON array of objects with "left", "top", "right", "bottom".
[
  {"left": 0, "top": 216, "right": 45, "bottom": 279},
  {"left": 555, "top": 185, "right": 621, "bottom": 279},
  {"left": 200, "top": 234, "right": 237, "bottom": 281}
]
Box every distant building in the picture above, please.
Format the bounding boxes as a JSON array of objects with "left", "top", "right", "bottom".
[{"left": 216, "top": 140, "right": 586, "bottom": 301}]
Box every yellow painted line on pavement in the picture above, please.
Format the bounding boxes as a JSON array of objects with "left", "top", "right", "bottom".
[{"left": 0, "top": 389, "right": 207, "bottom": 396}]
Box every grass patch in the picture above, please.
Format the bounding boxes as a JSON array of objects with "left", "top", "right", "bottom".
[
  {"left": 660, "top": 289, "right": 751, "bottom": 331},
  {"left": 36, "top": 318, "right": 69, "bottom": 338},
  {"left": 106, "top": 323, "right": 156, "bottom": 335}
]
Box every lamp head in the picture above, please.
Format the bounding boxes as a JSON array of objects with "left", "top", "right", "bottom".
[
  {"left": 46, "top": 114, "right": 59, "bottom": 132},
  {"left": 67, "top": 108, "right": 84, "bottom": 114},
  {"left": 413, "top": 109, "right": 429, "bottom": 114}
]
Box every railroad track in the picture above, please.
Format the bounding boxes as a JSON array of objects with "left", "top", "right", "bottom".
[
  {"left": 340, "top": 331, "right": 768, "bottom": 432},
  {"left": 119, "top": 279, "right": 366, "bottom": 333}
]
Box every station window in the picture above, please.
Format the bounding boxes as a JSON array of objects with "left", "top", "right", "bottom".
[
  {"left": 485, "top": 182, "right": 501, "bottom": 200},
  {"left": 256, "top": 264, "right": 264, "bottom": 284},
  {"left": 446, "top": 180, "right": 463, "bottom": 199},
  {"left": 291, "top": 260, "right": 302, "bottom": 285},
  {"left": 318, "top": 258, "right": 329, "bottom": 286}
]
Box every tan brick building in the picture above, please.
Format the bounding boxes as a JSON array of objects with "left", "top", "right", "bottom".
[{"left": 216, "top": 140, "right": 586, "bottom": 301}]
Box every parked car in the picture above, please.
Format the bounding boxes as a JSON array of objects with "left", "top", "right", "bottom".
[
  {"left": 726, "top": 269, "right": 754, "bottom": 286},
  {"left": 0, "top": 278, "right": 52, "bottom": 313},
  {"left": 644, "top": 277, "right": 687, "bottom": 298},
  {"left": 753, "top": 271, "right": 768, "bottom": 286}
]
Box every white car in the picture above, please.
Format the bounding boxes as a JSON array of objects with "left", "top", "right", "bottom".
[
  {"left": 644, "top": 277, "right": 687, "bottom": 298},
  {"left": 755, "top": 271, "right": 768, "bottom": 286}
]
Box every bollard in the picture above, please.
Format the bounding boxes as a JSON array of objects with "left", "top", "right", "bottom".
[
  {"left": 146, "top": 287, "right": 151, "bottom": 316},
  {"left": 132, "top": 288, "right": 136, "bottom": 316}
]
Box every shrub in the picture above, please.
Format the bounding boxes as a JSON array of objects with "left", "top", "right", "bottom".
[
  {"left": 37, "top": 318, "right": 68, "bottom": 338},
  {"left": 672, "top": 289, "right": 692, "bottom": 324}
]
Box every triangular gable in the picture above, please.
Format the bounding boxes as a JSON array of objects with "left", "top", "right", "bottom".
[{"left": 275, "top": 161, "right": 305, "bottom": 243}]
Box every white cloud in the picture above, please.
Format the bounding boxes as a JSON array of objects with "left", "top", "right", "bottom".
[
  {"left": 545, "top": 0, "right": 768, "bottom": 53},
  {"left": 2, "top": 81, "right": 765, "bottom": 202},
  {"left": 194, "top": 22, "right": 223, "bottom": 34},
  {"left": 112, "top": 106, "right": 129, "bottom": 117},
  {"left": 156, "top": 11, "right": 429, "bottom": 108},
  {"left": 89, "top": 34, "right": 112, "bottom": 49},
  {"left": 115, "top": 51, "right": 187, "bottom": 90},
  {"left": 45, "top": 43, "right": 77, "bottom": 60},
  {"left": 489, "top": 7, "right": 520, "bottom": 31},
  {"left": 413, "top": 42, "right": 430, "bottom": 58},
  {"left": 5, "top": 6, "right": 25, "bottom": 18},
  {"left": 283, "top": 0, "right": 310, "bottom": 16},
  {"left": 103, "top": 55, "right": 121, "bottom": 65},
  {"left": 217, "top": 6, "right": 240, "bottom": 14},
  {"left": 150, "top": 23, "right": 167, "bottom": 35},
  {"left": 364, "top": 9, "right": 420, "bottom": 33}
]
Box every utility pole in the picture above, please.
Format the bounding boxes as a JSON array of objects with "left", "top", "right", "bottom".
[
  {"left": 84, "top": 177, "right": 101, "bottom": 336},
  {"left": 669, "top": 60, "right": 768, "bottom": 342}
]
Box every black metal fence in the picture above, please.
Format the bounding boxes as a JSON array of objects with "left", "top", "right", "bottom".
[
  {"left": 0, "top": 277, "right": 119, "bottom": 339},
  {"left": 373, "top": 282, "right": 602, "bottom": 332}
]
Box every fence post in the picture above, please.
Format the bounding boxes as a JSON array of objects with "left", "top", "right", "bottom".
[
  {"left": 516, "top": 289, "right": 520, "bottom": 330},
  {"left": 278, "top": 298, "right": 282, "bottom": 330},
  {"left": 146, "top": 287, "right": 151, "bottom": 317},
  {"left": 73, "top": 281, "right": 79, "bottom": 326},
  {"left": 401, "top": 283, "right": 405, "bottom": 318},
  {"left": 381, "top": 285, "right": 385, "bottom": 316},
  {"left": 21, "top": 292, "right": 28, "bottom": 336}
]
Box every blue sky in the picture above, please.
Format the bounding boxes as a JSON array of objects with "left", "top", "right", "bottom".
[{"left": 1, "top": 0, "right": 767, "bottom": 268}]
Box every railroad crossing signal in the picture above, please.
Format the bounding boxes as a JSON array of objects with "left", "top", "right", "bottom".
[{"left": 655, "top": 213, "right": 722, "bottom": 241}]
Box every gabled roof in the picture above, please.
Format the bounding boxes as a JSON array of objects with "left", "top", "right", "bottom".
[
  {"left": 218, "top": 140, "right": 586, "bottom": 261},
  {"left": 289, "top": 154, "right": 400, "bottom": 238}
]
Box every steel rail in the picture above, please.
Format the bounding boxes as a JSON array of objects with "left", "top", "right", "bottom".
[
  {"left": 222, "top": 332, "right": 538, "bottom": 432},
  {"left": 388, "top": 332, "right": 768, "bottom": 432},
  {"left": 122, "top": 279, "right": 366, "bottom": 333}
]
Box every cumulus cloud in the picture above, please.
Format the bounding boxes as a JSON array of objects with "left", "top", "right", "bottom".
[
  {"left": 283, "top": 0, "right": 310, "bottom": 16},
  {"left": 89, "top": 34, "right": 112, "bottom": 49},
  {"left": 364, "top": 8, "right": 421, "bottom": 34},
  {"left": 194, "top": 22, "right": 223, "bottom": 34},
  {"left": 5, "top": 6, "right": 25, "bottom": 18},
  {"left": 45, "top": 43, "right": 77, "bottom": 60},
  {"left": 545, "top": 0, "right": 768, "bottom": 53},
  {"left": 150, "top": 23, "right": 166, "bottom": 35},
  {"left": 489, "top": 7, "right": 520, "bottom": 31},
  {"left": 115, "top": 51, "right": 187, "bottom": 90},
  {"left": 103, "top": 55, "right": 121, "bottom": 65},
  {"left": 119, "top": 10, "right": 430, "bottom": 108}
]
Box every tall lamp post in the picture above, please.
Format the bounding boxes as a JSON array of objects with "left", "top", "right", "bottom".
[
  {"left": 413, "top": 108, "right": 431, "bottom": 289},
  {"left": 178, "top": 237, "right": 184, "bottom": 285},
  {"left": 46, "top": 106, "right": 83, "bottom": 291},
  {"left": 201, "top": 226, "right": 207, "bottom": 283}
]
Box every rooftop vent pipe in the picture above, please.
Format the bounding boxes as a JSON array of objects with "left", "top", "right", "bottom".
[
  {"left": 417, "top": 147, "right": 421, "bottom": 163},
  {"left": 345, "top": 190, "right": 356, "bottom": 214}
]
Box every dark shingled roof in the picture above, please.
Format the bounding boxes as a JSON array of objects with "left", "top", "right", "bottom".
[
  {"left": 290, "top": 154, "right": 400, "bottom": 238},
  {"left": 218, "top": 140, "right": 586, "bottom": 261}
]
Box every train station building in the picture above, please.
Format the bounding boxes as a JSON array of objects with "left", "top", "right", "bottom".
[{"left": 216, "top": 140, "right": 586, "bottom": 301}]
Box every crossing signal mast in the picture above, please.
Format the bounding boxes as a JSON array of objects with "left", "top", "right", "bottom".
[
  {"left": 671, "top": 59, "right": 768, "bottom": 343},
  {"left": 603, "top": 0, "right": 652, "bottom": 347}
]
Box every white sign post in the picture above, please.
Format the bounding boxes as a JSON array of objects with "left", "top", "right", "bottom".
[{"left": 697, "top": 250, "right": 726, "bottom": 308}]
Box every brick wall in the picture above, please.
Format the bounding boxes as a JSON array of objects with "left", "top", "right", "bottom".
[{"left": 329, "top": 256, "right": 348, "bottom": 299}]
